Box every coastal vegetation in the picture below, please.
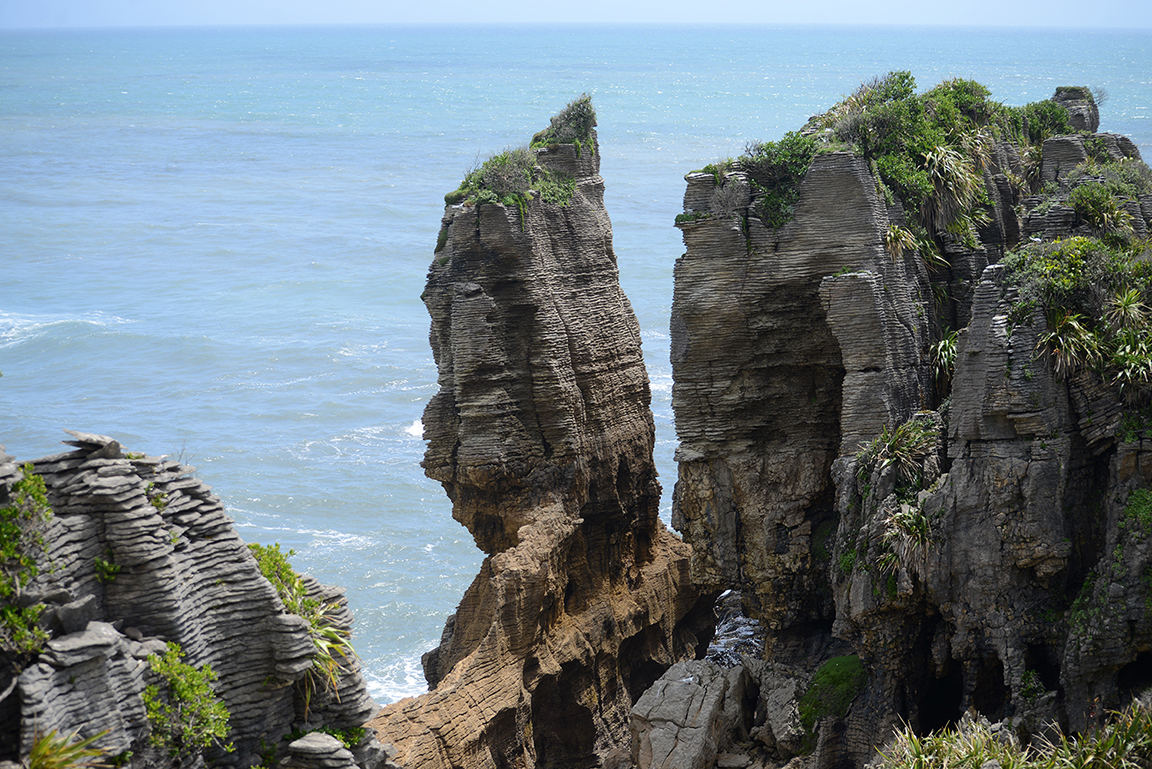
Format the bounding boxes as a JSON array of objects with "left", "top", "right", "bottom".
[
  {"left": 1, "top": 464, "right": 52, "bottom": 665},
  {"left": 813, "top": 71, "right": 1071, "bottom": 257},
  {"left": 248, "top": 542, "right": 354, "bottom": 712},
  {"left": 877, "top": 701, "right": 1152, "bottom": 769},
  {"left": 740, "top": 131, "right": 818, "bottom": 230},
  {"left": 531, "top": 93, "right": 596, "bottom": 155},
  {"left": 143, "top": 642, "right": 232, "bottom": 760},
  {"left": 441, "top": 94, "right": 595, "bottom": 219},
  {"left": 26, "top": 730, "right": 111, "bottom": 769},
  {"left": 697, "top": 71, "right": 1076, "bottom": 245},
  {"left": 1003, "top": 233, "right": 1152, "bottom": 404}
]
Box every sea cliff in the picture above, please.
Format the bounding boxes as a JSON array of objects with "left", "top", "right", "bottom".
[
  {"left": 5, "top": 78, "right": 1152, "bottom": 769},
  {"left": 368, "top": 98, "right": 712, "bottom": 769},
  {"left": 664, "top": 76, "right": 1152, "bottom": 768}
]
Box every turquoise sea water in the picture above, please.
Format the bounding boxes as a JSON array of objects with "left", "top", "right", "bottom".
[{"left": 2, "top": 24, "right": 1150, "bottom": 703}]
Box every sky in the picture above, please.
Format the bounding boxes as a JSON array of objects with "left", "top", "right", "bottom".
[{"left": 1, "top": 0, "right": 1150, "bottom": 29}]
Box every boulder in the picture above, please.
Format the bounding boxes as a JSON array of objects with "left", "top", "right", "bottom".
[{"left": 630, "top": 660, "right": 748, "bottom": 769}]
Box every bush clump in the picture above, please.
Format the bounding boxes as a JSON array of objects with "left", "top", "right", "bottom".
[
  {"left": 443, "top": 100, "right": 595, "bottom": 220},
  {"left": 531, "top": 93, "right": 597, "bottom": 155},
  {"left": 739, "top": 131, "right": 818, "bottom": 230},
  {"left": 143, "top": 642, "right": 232, "bottom": 760},
  {"left": 812, "top": 71, "right": 1074, "bottom": 257},
  {"left": 249, "top": 543, "right": 355, "bottom": 712},
  {"left": 877, "top": 700, "right": 1152, "bottom": 769},
  {"left": 1, "top": 464, "right": 53, "bottom": 664},
  {"left": 1003, "top": 235, "right": 1152, "bottom": 403},
  {"left": 440, "top": 95, "right": 595, "bottom": 229}
]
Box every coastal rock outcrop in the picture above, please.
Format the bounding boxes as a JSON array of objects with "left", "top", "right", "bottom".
[
  {"left": 671, "top": 151, "right": 932, "bottom": 658},
  {"left": 0, "top": 432, "right": 384, "bottom": 769},
  {"left": 370, "top": 101, "right": 713, "bottom": 769},
  {"left": 668, "top": 79, "right": 1152, "bottom": 768}
]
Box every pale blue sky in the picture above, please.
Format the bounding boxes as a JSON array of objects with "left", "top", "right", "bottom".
[{"left": 2, "top": 0, "right": 1150, "bottom": 28}]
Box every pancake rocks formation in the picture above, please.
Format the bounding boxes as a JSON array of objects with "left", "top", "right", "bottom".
[
  {"left": 668, "top": 80, "right": 1152, "bottom": 767},
  {"left": 370, "top": 98, "right": 713, "bottom": 769},
  {"left": 0, "top": 431, "right": 388, "bottom": 769}
]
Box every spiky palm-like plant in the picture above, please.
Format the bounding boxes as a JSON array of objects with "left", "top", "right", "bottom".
[{"left": 1037, "top": 309, "right": 1100, "bottom": 379}]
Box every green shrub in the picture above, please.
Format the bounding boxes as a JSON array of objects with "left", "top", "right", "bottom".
[
  {"left": 94, "top": 551, "right": 120, "bottom": 583},
  {"left": 249, "top": 543, "right": 355, "bottom": 713},
  {"left": 674, "top": 211, "right": 715, "bottom": 226},
  {"left": 443, "top": 142, "right": 578, "bottom": 216},
  {"left": 1120, "top": 404, "right": 1152, "bottom": 443},
  {"left": 531, "top": 93, "right": 596, "bottom": 149},
  {"left": 1003, "top": 235, "right": 1152, "bottom": 402},
  {"left": 814, "top": 72, "right": 1072, "bottom": 260},
  {"left": 1069, "top": 181, "right": 1133, "bottom": 234},
  {"left": 996, "top": 99, "right": 1073, "bottom": 147},
  {"left": 1, "top": 463, "right": 53, "bottom": 662},
  {"left": 143, "top": 642, "right": 232, "bottom": 759},
  {"left": 442, "top": 96, "right": 594, "bottom": 216},
  {"left": 798, "top": 655, "right": 867, "bottom": 734},
  {"left": 740, "top": 131, "right": 817, "bottom": 230},
  {"left": 1125, "top": 489, "right": 1152, "bottom": 532}
]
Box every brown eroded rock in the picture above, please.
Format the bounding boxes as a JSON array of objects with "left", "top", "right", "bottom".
[{"left": 370, "top": 104, "right": 713, "bottom": 769}]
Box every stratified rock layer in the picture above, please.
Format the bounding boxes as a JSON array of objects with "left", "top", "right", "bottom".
[
  {"left": 670, "top": 88, "right": 1152, "bottom": 768},
  {"left": 671, "top": 153, "right": 931, "bottom": 657},
  {"left": 0, "top": 432, "right": 381, "bottom": 769},
  {"left": 371, "top": 128, "right": 711, "bottom": 769}
]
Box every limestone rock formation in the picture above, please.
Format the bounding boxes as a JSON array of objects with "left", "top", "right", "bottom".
[
  {"left": 0, "top": 431, "right": 383, "bottom": 769},
  {"left": 671, "top": 152, "right": 932, "bottom": 657},
  {"left": 669, "top": 81, "right": 1152, "bottom": 768},
  {"left": 370, "top": 104, "right": 713, "bottom": 769}
]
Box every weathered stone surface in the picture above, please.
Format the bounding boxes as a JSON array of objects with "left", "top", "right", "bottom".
[
  {"left": 671, "top": 151, "right": 931, "bottom": 656},
  {"left": 2, "top": 434, "right": 383, "bottom": 769},
  {"left": 629, "top": 660, "right": 748, "bottom": 769},
  {"left": 282, "top": 733, "right": 358, "bottom": 769},
  {"left": 371, "top": 121, "right": 711, "bottom": 769},
  {"left": 668, "top": 86, "right": 1152, "bottom": 768},
  {"left": 746, "top": 661, "right": 809, "bottom": 760},
  {"left": 1051, "top": 87, "right": 1100, "bottom": 133}
]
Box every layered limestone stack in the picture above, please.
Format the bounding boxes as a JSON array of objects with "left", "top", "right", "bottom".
[
  {"left": 370, "top": 119, "right": 712, "bottom": 769},
  {"left": 668, "top": 87, "right": 1152, "bottom": 768},
  {"left": 671, "top": 152, "right": 932, "bottom": 657},
  {"left": 0, "top": 431, "right": 381, "bottom": 769}
]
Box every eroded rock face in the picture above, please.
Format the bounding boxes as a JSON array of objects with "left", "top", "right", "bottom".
[
  {"left": 370, "top": 127, "right": 712, "bottom": 768},
  {"left": 670, "top": 152, "right": 932, "bottom": 658},
  {"left": 0, "top": 432, "right": 381, "bottom": 769},
  {"left": 669, "top": 89, "right": 1152, "bottom": 768}
]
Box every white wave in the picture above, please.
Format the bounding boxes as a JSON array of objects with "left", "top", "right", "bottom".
[
  {"left": 404, "top": 419, "right": 423, "bottom": 438},
  {"left": 364, "top": 654, "right": 429, "bottom": 705},
  {"left": 0, "top": 311, "right": 134, "bottom": 345}
]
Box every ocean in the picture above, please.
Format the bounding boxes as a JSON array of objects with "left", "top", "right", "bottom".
[{"left": 2, "top": 23, "right": 1150, "bottom": 704}]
